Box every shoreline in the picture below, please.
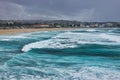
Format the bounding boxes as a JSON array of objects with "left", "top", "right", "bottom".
[{"left": 0, "top": 28, "right": 79, "bottom": 35}]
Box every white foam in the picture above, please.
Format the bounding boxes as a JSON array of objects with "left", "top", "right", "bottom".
[
  {"left": 86, "top": 29, "right": 96, "bottom": 32},
  {"left": 100, "top": 33, "right": 120, "bottom": 43},
  {"left": 0, "top": 33, "right": 29, "bottom": 40},
  {"left": 3, "top": 35, "right": 27, "bottom": 38},
  {"left": 1, "top": 66, "right": 119, "bottom": 80},
  {"left": 0, "top": 39, "right": 11, "bottom": 41},
  {"left": 22, "top": 39, "right": 77, "bottom": 52},
  {"left": 22, "top": 32, "right": 120, "bottom": 52},
  {"left": 54, "top": 66, "right": 120, "bottom": 80}
]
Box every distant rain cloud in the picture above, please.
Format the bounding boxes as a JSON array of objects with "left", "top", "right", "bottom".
[{"left": 0, "top": 0, "right": 120, "bottom": 21}]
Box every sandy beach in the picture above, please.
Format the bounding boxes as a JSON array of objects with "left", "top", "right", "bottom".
[{"left": 0, "top": 28, "right": 79, "bottom": 35}]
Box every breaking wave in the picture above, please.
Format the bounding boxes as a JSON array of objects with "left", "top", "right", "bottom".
[{"left": 22, "top": 32, "right": 120, "bottom": 52}]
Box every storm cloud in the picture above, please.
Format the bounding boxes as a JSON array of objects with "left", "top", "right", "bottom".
[{"left": 0, "top": 0, "right": 120, "bottom": 21}]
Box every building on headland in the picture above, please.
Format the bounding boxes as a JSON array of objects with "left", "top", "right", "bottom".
[
  {"left": 7, "top": 21, "right": 14, "bottom": 25},
  {"left": 32, "top": 24, "right": 49, "bottom": 28},
  {"left": 89, "top": 24, "right": 99, "bottom": 28},
  {"left": 105, "top": 23, "right": 113, "bottom": 27},
  {"left": 99, "top": 24, "right": 105, "bottom": 28},
  {"left": 56, "top": 25, "right": 62, "bottom": 28},
  {"left": 80, "top": 24, "right": 86, "bottom": 28}
]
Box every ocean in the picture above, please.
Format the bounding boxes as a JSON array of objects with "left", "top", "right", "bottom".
[{"left": 0, "top": 28, "right": 120, "bottom": 80}]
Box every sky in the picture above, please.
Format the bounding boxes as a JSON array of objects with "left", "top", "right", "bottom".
[{"left": 0, "top": 0, "right": 120, "bottom": 22}]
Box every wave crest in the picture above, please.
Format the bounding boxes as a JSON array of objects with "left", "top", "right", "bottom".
[{"left": 22, "top": 32, "right": 120, "bottom": 52}]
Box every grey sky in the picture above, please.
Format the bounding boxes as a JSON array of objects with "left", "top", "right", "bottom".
[{"left": 0, "top": 0, "right": 120, "bottom": 21}]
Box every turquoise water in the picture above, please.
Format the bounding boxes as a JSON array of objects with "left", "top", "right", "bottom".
[{"left": 0, "top": 28, "right": 120, "bottom": 80}]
